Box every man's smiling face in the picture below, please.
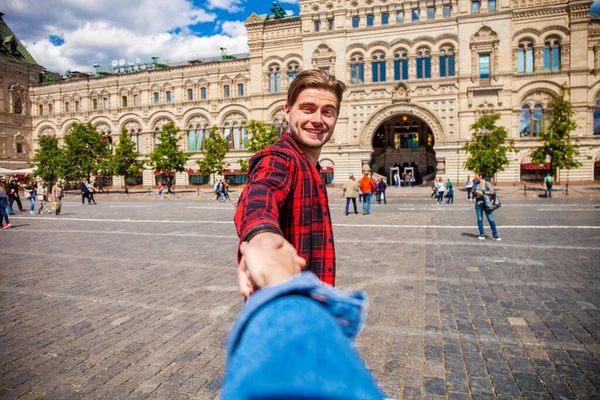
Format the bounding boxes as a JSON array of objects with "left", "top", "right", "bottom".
[{"left": 284, "top": 88, "right": 339, "bottom": 150}]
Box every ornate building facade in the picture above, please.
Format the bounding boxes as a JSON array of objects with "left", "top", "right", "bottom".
[
  {"left": 0, "top": 13, "right": 44, "bottom": 170},
  {"left": 27, "top": 0, "right": 600, "bottom": 186}
]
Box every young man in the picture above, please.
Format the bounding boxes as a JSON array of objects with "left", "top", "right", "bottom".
[
  {"left": 474, "top": 171, "right": 500, "bottom": 241},
  {"left": 234, "top": 69, "right": 346, "bottom": 298},
  {"left": 359, "top": 172, "right": 376, "bottom": 215},
  {"left": 543, "top": 172, "right": 553, "bottom": 198},
  {"left": 80, "top": 178, "right": 90, "bottom": 205}
]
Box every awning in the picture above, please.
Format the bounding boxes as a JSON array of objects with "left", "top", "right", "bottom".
[
  {"left": 521, "top": 163, "right": 550, "bottom": 170},
  {"left": 224, "top": 169, "right": 246, "bottom": 175},
  {"left": 320, "top": 166, "right": 334, "bottom": 172},
  {"left": 595, "top": 160, "right": 600, "bottom": 167},
  {"left": 187, "top": 169, "right": 207, "bottom": 175},
  {"left": 153, "top": 171, "right": 174, "bottom": 176}
]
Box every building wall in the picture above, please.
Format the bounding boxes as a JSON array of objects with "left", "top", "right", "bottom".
[
  {"left": 29, "top": 0, "right": 600, "bottom": 186},
  {"left": 0, "top": 60, "right": 42, "bottom": 168}
]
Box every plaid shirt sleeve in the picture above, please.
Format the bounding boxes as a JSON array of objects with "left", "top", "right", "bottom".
[{"left": 234, "top": 152, "right": 293, "bottom": 249}]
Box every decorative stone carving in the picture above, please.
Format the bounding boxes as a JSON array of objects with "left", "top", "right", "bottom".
[
  {"left": 95, "top": 123, "right": 111, "bottom": 134},
  {"left": 124, "top": 121, "right": 141, "bottom": 133},
  {"left": 153, "top": 118, "right": 173, "bottom": 131}
]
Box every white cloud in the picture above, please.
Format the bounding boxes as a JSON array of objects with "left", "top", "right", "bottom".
[
  {"left": 205, "top": 0, "right": 245, "bottom": 13},
  {"left": 278, "top": 0, "right": 299, "bottom": 4},
  {"left": 3, "top": 0, "right": 251, "bottom": 73}
]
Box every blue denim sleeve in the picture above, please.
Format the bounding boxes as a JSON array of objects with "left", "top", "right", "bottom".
[{"left": 223, "top": 272, "right": 384, "bottom": 400}]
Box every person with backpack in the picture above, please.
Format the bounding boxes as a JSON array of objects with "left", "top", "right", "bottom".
[
  {"left": 474, "top": 171, "right": 500, "bottom": 241},
  {"left": 543, "top": 172, "right": 553, "bottom": 198},
  {"left": 446, "top": 179, "right": 454, "bottom": 204}
]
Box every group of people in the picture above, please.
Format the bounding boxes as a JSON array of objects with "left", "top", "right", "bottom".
[
  {"left": 392, "top": 171, "right": 416, "bottom": 187},
  {"left": 0, "top": 177, "right": 65, "bottom": 229},
  {"left": 214, "top": 179, "right": 231, "bottom": 202},
  {"left": 79, "top": 178, "right": 97, "bottom": 205},
  {"left": 342, "top": 173, "right": 388, "bottom": 215},
  {"left": 432, "top": 177, "right": 455, "bottom": 204}
]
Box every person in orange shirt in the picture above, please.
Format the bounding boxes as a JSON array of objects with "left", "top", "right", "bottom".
[{"left": 359, "top": 172, "right": 376, "bottom": 215}]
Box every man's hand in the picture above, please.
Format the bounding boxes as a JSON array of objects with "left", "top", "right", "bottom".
[{"left": 237, "top": 232, "right": 306, "bottom": 299}]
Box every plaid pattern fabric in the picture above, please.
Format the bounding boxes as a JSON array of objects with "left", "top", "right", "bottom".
[{"left": 234, "top": 132, "right": 336, "bottom": 286}]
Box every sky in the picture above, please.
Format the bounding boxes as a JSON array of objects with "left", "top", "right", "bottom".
[
  {"left": 2, "top": 0, "right": 599, "bottom": 74},
  {"left": 1, "top": 0, "right": 300, "bottom": 73}
]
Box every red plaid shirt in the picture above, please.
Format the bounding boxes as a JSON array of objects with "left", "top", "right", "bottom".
[{"left": 234, "top": 132, "right": 336, "bottom": 286}]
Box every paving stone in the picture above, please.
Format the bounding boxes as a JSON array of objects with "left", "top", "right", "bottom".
[{"left": 1, "top": 197, "right": 600, "bottom": 399}]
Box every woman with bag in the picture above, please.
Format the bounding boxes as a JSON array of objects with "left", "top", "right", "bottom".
[
  {"left": 37, "top": 181, "right": 48, "bottom": 214},
  {"left": 24, "top": 182, "right": 37, "bottom": 214},
  {"left": 87, "top": 180, "right": 97, "bottom": 205},
  {"left": 51, "top": 181, "right": 64, "bottom": 215}
]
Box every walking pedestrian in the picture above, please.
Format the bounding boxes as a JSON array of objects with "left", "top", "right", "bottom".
[
  {"left": 87, "top": 180, "right": 97, "bottom": 204},
  {"left": 166, "top": 176, "right": 174, "bottom": 194},
  {"left": 342, "top": 174, "right": 359, "bottom": 215},
  {"left": 8, "top": 177, "right": 23, "bottom": 212},
  {"left": 543, "top": 172, "right": 553, "bottom": 198},
  {"left": 446, "top": 179, "right": 454, "bottom": 204},
  {"left": 0, "top": 181, "right": 11, "bottom": 229},
  {"left": 435, "top": 177, "right": 445, "bottom": 204},
  {"left": 465, "top": 175, "right": 474, "bottom": 201},
  {"left": 24, "top": 181, "right": 37, "bottom": 214},
  {"left": 80, "top": 178, "right": 90, "bottom": 204},
  {"left": 37, "top": 181, "right": 48, "bottom": 213},
  {"left": 474, "top": 171, "right": 500, "bottom": 241},
  {"left": 157, "top": 183, "right": 163, "bottom": 199},
  {"left": 377, "top": 178, "right": 387, "bottom": 204},
  {"left": 393, "top": 172, "right": 399, "bottom": 188},
  {"left": 51, "top": 181, "right": 64, "bottom": 216},
  {"left": 234, "top": 69, "right": 346, "bottom": 296},
  {"left": 359, "top": 172, "right": 375, "bottom": 215},
  {"left": 410, "top": 173, "right": 415, "bottom": 187},
  {"left": 223, "top": 179, "right": 231, "bottom": 201}
]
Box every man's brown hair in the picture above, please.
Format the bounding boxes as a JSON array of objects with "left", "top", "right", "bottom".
[{"left": 286, "top": 69, "right": 347, "bottom": 110}]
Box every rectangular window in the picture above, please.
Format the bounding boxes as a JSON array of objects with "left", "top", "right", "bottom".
[
  {"left": 427, "top": 7, "right": 435, "bottom": 20},
  {"left": 154, "top": 92, "right": 159, "bottom": 104},
  {"left": 448, "top": 54, "right": 455, "bottom": 76},
  {"left": 440, "top": 55, "right": 447, "bottom": 77},
  {"left": 103, "top": 98, "right": 109, "bottom": 109},
  {"left": 224, "top": 85, "right": 230, "bottom": 97},
  {"left": 188, "top": 88, "right": 193, "bottom": 101},
  {"left": 544, "top": 48, "right": 551, "bottom": 72},
  {"left": 417, "top": 58, "right": 423, "bottom": 79},
  {"left": 479, "top": 54, "right": 490, "bottom": 79},
  {"left": 166, "top": 91, "right": 172, "bottom": 103},
  {"left": 488, "top": 0, "right": 496, "bottom": 10},
  {"left": 425, "top": 57, "right": 431, "bottom": 79},
  {"left": 396, "top": 11, "right": 404, "bottom": 23},
  {"left": 367, "top": 15, "right": 374, "bottom": 26},
  {"left": 443, "top": 5, "right": 451, "bottom": 17},
  {"left": 93, "top": 99, "right": 97, "bottom": 110},
  {"left": 412, "top": 9, "right": 419, "bottom": 21},
  {"left": 122, "top": 96, "right": 127, "bottom": 107},
  {"left": 65, "top": 102, "right": 70, "bottom": 113},
  {"left": 238, "top": 83, "right": 244, "bottom": 96},
  {"left": 381, "top": 13, "right": 389, "bottom": 24},
  {"left": 16, "top": 143, "right": 23, "bottom": 153},
  {"left": 75, "top": 100, "right": 80, "bottom": 112},
  {"left": 201, "top": 87, "right": 207, "bottom": 100},
  {"left": 517, "top": 50, "right": 525, "bottom": 73},
  {"left": 352, "top": 16, "right": 359, "bottom": 28},
  {"left": 552, "top": 47, "right": 560, "bottom": 71},
  {"left": 594, "top": 101, "right": 600, "bottom": 135},
  {"left": 328, "top": 19, "right": 334, "bottom": 30},
  {"left": 525, "top": 48, "right": 534, "bottom": 73},
  {"left": 314, "top": 20, "right": 320, "bottom": 32},
  {"left": 134, "top": 94, "right": 139, "bottom": 106},
  {"left": 39, "top": 104, "right": 43, "bottom": 115},
  {"left": 472, "top": 1, "right": 480, "bottom": 13},
  {"left": 372, "top": 62, "right": 379, "bottom": 82}
]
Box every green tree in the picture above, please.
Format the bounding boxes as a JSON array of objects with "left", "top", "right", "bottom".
[
  {"left": 63, "top": 122, "right": 111, "bottom": 182},
  {"left": 238, "top": 120, "right": 279, "bottom": 172},
  {"left": 462, "top": 113, "right": 517, "bottom": 180},
  {"left": 147, "top": 122, "right": 190, "bottom": 181},
  {"left": 198, "top": 126, "right": 230, "bottom": 180},
  {"left": 107, "top": 127, "right": 145, "bottom": 193},
  {"left": 31, "top": 134, "right": 65, "bottom": 186},
  {"left": 530, "top": 84, "right": 581, "bottom": 182}
]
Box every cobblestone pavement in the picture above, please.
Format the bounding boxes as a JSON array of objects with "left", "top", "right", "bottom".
[{"left": 1, "top": 196, "right": 599, "bottom": 399}]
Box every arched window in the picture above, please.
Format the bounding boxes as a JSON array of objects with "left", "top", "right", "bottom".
[
  {"left": 38, "top": 104, "right": 43, "bottom": 115},
  {"left": 372, "top": 53, "right": 386, "bottom": 82},
  {"left": 269, "top": 65, "right": 281, "bottom": 93},
  {"left": 223, "top": 123, "right": 232, "bottom": 148},
  {"left": 233, "top": 122, "right": 241, "bottom": 149},
  {"left": 14, "top": 99, "right": 22, "bottom": 114},
  {"left": 544, "top": 40, "right": 561, "bottom": 72},
  {"left": 396, "top": 11, "right": 404, "bottom": 23},
  {"left": 288, "top": 62, "right": 300, "bottom": 83},
  {"left": 394, "top": 52, "right": 409, "bottom": 80},
  {"left": 351, "top": 55, "right": 365, "bottom": 84},
  {"left": 241, "top": 122, "right": 248, "bottom": 149},
  {"left": 64, "top": 101, "right": 70, "bottom": 113},
  {"left": 520, "top": 104, "right": 550, "bottom": 137},
  {"left": 593, "top": 100, "right": 600, "bottom": 135},
  {"left": 439, "top": 48, "right": 455, "bottom": 77},
  {"left": 188, "top": 124, "right": 196, "bottom": 151},
  {"left": 517, "top": 42, "right": 534, "bottom": 73},
  {"left": 416, "top": 50, "right": 431, "bottom": 79}
]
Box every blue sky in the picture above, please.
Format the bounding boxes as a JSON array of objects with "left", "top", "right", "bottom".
[
  {"left": 2, "top": 0, "right": 300, "bottom": 73},
  {"left": 2, "top": 0, "right": 598, "bottom": 73}
]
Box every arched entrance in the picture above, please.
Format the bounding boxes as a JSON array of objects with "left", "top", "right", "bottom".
[{"left": 361, "top": 103, "right": 445, "bottom": 185}]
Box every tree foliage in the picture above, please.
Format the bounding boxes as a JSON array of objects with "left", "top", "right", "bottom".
[
  {"left": 107, "top": 127, "right": 145, "bottom": 192},
  {"left": 147, "top": 122, "right": 190, "bottom": 176},
  {"left": 62, "top": 122, "right": 111, "bottom": 182},
  {"left": 31, "top": 134, "right": 64, "bottom": 185},
  {"left": 238, "top": 120, "right": 279, "bottom": 172},
  {"left": 198, "top": 126, "right": 229, "bottom": 178},
  {"left": 462, "top": 113, "right": 517, "bottom": 179},
  {"left": 530, "top": 84, "right": 581, "bottom": 180}
]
